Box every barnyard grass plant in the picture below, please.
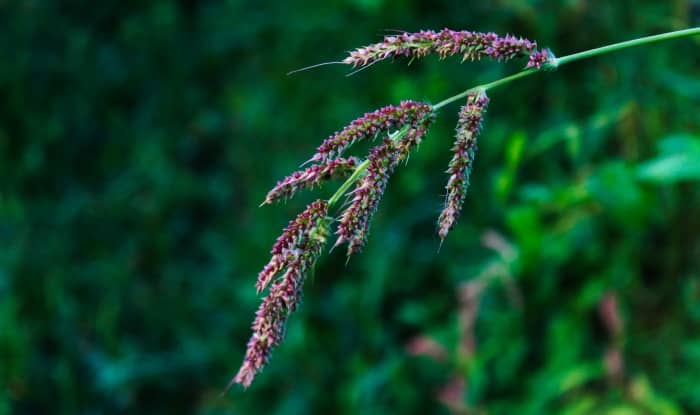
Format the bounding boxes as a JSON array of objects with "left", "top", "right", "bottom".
[{"left": 234, "top": 27, "right": 700, "bottom": 388}]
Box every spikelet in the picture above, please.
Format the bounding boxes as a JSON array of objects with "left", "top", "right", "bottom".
[{"left": 526, "top": 48, "right": 557, "bottom": 69}]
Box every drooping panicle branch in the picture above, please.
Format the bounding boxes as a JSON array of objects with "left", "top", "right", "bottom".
[
  {"left": 334, "top": 112, "right": 435, "bottom": 257},
  {"left": 256, "top": 200, "right": 329, "bottom": 293},
  {"left": 263, "top": 157, "right": 359, "bottom": 204},
  {"left": 311, "top": 100, "right": 433, "bottom": 163},
  {"left": 343, "top": 29, "right": 544, "bottom": 69},
  {"left": 438, "top": 91, "right": 489, "bottom": 241},
  {"left": 236, "top": 200, "right": 330, "bottom": 388},
  {"left": 333, "top": 137, "right": 399, "bottom": 257}
]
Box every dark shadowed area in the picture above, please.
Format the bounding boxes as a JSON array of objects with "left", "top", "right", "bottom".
[{"left": 2, "top": 1, "right": 700, "bottom": 414}]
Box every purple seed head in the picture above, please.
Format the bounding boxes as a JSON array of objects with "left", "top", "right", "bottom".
[
  {"left": 343, "top": 29, "right": 540, "bottom": 68},
  {"left": 236, "top": 200, "right": 329, "bottom": 388},
  {"left": 263, "top": 157, "right": 359, "bottom": 204},
  {"left": 312, "top": 101, "right": 433, "bottom": 163},
  {"left": 438, "top": 91, "right": 489, "bottom": 241},
  {"left": 526, "top": 48, "right": 557, "bottom": 69},
  {"left": 334, "top": 114, "right": 434, "bottom": 257},
  {"left": 256, "top": 200, "right": 329, "bottom": 293},
  {"left": 334, "top": 138, "right": 397, "bottom": 257}
]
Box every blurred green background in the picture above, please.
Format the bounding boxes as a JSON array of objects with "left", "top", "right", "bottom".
[{"left": 2, "top": 1, "right": 700, "bottom": 414}]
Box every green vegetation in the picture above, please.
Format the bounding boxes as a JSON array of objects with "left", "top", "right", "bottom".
[{"left": 1, "top": 1, "right": 699, "bottom": 414}]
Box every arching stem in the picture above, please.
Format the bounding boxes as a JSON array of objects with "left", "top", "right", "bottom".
[{"left": 328, "top": 27, "right": 700, "bottom": 210}]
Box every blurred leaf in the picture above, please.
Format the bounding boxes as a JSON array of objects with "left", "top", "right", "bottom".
[
  {"left": 496, "top": 131, "right": 527, "bottom": 202},
  {"left": 629, "top": 376, "right": 683, "bottom": 415},
  {"left": 660, "top": 69, "right": 700, "bottom": 101},
  {"left": 587, "top": 161, "right": 647, "bottom": 226},
  {"left": 637, "top": 134, "right": 700, "bottom": 182},
  {"left": 559, "top": 396, "right": 597, "bottom": 415},
  {"left": 602, "top": 405, "right": 643, "bottom": 415}
]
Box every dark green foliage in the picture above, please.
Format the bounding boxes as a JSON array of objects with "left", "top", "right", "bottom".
[{"left": 1, "top": 1, "right": 699, "bottom": 414}]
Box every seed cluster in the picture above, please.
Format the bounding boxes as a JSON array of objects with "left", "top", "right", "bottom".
[
  {"left": 334, "top": 114, "right": 434, "bottom": 257},
  {"left": 333, "top": 138, "right": 398, "bottom": 256},
  {"left": 526, "top": 48, "right": 556, "bottom": 69},
  {"left": 263, "top": 157, "right": 359, "bottom": 204},
  {"left": 312, "top": 101, "right": 433, "bottom": 163},
  {"left": 343, "top": 29, "right": 541, "bottom": 68},
  {"left": 438, "top": 91, "right": 489, "bottom": 241},
  {"left": 236, "top": 200, "right": 329, "bottom": 388}
]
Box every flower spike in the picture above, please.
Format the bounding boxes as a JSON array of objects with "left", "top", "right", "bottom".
[
  {"left": 263, "top": 157, "right": 359, "bottom": 204},
  {"left": 343, "top": 29, "right": 540, "bottom": 69},
  {"left": 235, "top": 200, "right": 329, "bottom": 388},
  {"left": 438, "top": 91, "right": 489, "bottom": 241},
  {"left": 333, "top": 137, "right": 398, "bottom": 257},
  {"left": 335, "top": 115, "right": 434, "bottom": 257},
  {"left": 255, "top": 200, "right": 329, "bottom": 293},
  {"left": 311, "top": 101, "right": 433, "bottom": 163}
]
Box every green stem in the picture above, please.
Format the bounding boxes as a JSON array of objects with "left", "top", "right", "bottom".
[
  {"left": 328, "top": 27, "right": 700, "bottom": 209},
  {"left": 432, "top": 69, "right": 538, "bottom": 110},
  {"left": 433, "top": 27, "right": 700, "bottom": 111},
  {"left": 555, "top": 27, "right": 700, "bottom": 66}
]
